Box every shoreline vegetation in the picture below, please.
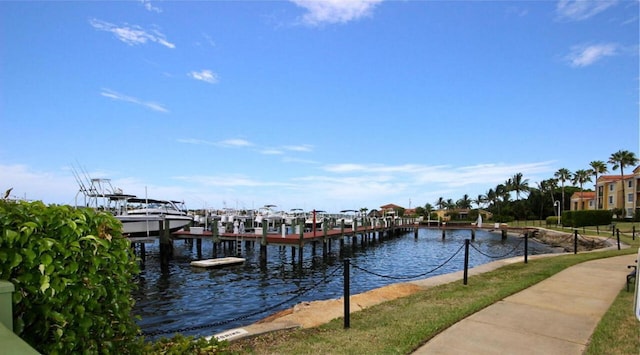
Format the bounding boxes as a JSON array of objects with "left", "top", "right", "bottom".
[{"left": 224, "top": 222, "right": 639, "bottom": 354}]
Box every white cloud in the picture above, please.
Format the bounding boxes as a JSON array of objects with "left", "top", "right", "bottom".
[
  {"left": 218, "top": 139, "right": 253, "bottom": 148},
  {"left": 555, "top": 0, "right": 618, "bottom": 21},
  {"left": 100, "top": 88, "right": 169, "bottom": 113},
  {"left": 283, "top": 144, "right": 314, "bottom": 152},
  {"left": 188, "top": 70, "right": 219, "bottom": 84},
  {"left": 140, "top": 0, "right": 162, "bottom": 13},
  {"left": 565, "top": 43, "right": 618, "bottom": 67},
  {"left": 89, "top": 18, "right": 175, "bottom": 49},
  {"left": 290, "top": 0, "right": 383, "bottom": 25}
]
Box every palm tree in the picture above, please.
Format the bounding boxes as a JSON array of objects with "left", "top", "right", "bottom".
[
  {"left": 486, "top": 189, "right": 497, "bottom": 209},
  {"left": 554, "top": 168, "right": 571, "bottom": 212},
  {"left": 423, "top": 203, "right": 434, "bottom": 221},
  {"left": 457, "top": 194, "right": 472, "bottom": 209},
  {"left": 571, "top": 169, "right": 592, "bottom": 210},
  {"left": 608, "top": 149, "right": 639, "bottom": 218},
  {"left": 589, "top": 160, "right": 608, "bottom": 209},
  {"left": 473, "top": 194, "right": 485, "bottom": 209},
  {"left": 435, "top": 197, "right": 445, "bottom": 211},
  {"left": 511, "top": 172, "right": 530, "bottom": 200}
]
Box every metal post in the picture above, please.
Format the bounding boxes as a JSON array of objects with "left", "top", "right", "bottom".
[
  {"left": 524, "top": 232, "right": 528, "bottom": 264},
  {"left": 344, "top": 258, "right": 350, "bottom": 329},
  {"left": 463, "top": 239, "right": 470, "bottom": 285},
  {"left": 574, "top": 229, "right": 578, "bottom": 254},
  {"left": 616, "top": 228, "right": 621, "bottom": 250}
]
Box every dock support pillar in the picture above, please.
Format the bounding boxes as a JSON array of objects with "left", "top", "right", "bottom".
[
  {"left": 442, "top": 228, "right": 445, "bottom": 239},
  {"left": 159, "top": 219, "right": 173, "bottom": 269},
  {"left": 471, "top": 229, "right": 475, "bottom": 240},
  {"left": 501, "top": 229, "right": 507, "bottom": 240},
  {"left": 260, "top": 224, "right": 267, "bottom": 262}
]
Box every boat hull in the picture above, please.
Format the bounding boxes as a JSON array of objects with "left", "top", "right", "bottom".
[{"left": 117, "top": 215, "right": 192, "bottom": 237}]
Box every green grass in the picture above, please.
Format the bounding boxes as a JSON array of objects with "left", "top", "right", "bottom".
[
  {"left": 227, "top": 247, "right": 639, "bottom": 354},
  {"left": 585, "top": 286, "right": 640, "bottom": 355}
]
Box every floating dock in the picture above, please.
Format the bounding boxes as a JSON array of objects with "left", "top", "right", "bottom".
[{"left": 190, "top": 257, "right": 245, "bottom": 268}]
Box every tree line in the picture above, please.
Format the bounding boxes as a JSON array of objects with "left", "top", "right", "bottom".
[{"left": 414, "top": 149, "right": 639, "bottom": 222}]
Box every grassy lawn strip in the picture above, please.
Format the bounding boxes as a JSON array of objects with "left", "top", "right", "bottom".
[
  {"left": 228, "top": 248, "right": 637, "bottom": 354},
  {"left": 586, "top": 278, "right": 640, "bottom": 354}
]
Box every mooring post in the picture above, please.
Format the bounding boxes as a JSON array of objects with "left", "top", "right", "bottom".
[
  {"left": 414, "top": 228, "right": 418, "bottom": 239},
  {"left": 574, "top": 229, "right": 578, "bottom": 254},
  {"left": 633, "top": 226, "right": 636, "bottom": 240},
  {"left": 323, "top": 222, "right": 328, "bottom": 259},
  {"left": 140, "top": 242, "right": 146, "bottom": 262},
  {"left": 159, "top": 219, "right": 173, "bottom": 268},
  {"left": 463, "top": 239, "right": 470, "bottom": 285},
  {"left": 524, "top": 232, "right": 528, "bottom": 264},
  {"left": 442, "top": 228, "right": 445, "bottom": 239},
  {"left": 471, "top": 228, "right": 475, "bottom": 240},
  {"left": 344, "top": 258, "right": 350, "bottom": 329},
  {"left": 616, "top": 228, "right": 620, "bottom": 250},
  {"left": 501, "top": 229, "right": 507, "bottom": 241},
  {"left": 260, "top": 223, "right": 267, "bottom": 261},
  {"left": 197, "top": 238, "right": 202, "bottom": 258}
]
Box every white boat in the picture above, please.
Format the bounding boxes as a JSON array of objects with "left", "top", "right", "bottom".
[
  {"left": 284, "top": 208, "right": 306, "bottom": 226},
  {"left": 305, "top": 210, "right": 327, "bottom": 231},
  {"left": 254, "top": 204, "right": 284, "bottom": 234},
  {"left": 74, "top": 175, "right": 192, "bottom": 238},
  {"left": 114, "top": 197, "right": 193, "bottom": 237},
  {"left": 337, "top": 209, "right": 360, "bottom": 228}
]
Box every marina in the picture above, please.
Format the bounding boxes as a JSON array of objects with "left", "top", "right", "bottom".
[{"left": 132, "top": 227, "right": 555, "bottom": 340}]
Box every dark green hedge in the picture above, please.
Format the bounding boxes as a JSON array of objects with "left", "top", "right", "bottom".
[
  {"left": 0, "top": 200, "right": 142, "bottom": 354},
  {"left": 562, "top": 210, "right": 613, "bottom": 228}
]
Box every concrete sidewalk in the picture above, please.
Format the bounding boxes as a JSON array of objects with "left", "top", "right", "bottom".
[{"left": 412, "top": 253, "right": 638, "bottom": 355}]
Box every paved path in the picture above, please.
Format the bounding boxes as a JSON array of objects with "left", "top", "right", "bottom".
[{"left": 412, "top": 253, "right": 638, "bottom": 355}]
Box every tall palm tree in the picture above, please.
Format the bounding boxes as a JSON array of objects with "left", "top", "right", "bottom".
[
  {"left": 435, "top": 197, "right": 445, "bottom": 211},
  {"left": 511, "top": 172, "right": 530, "bottom": 200},
  {"left": 457, "top": 194, "right": 472, "bottom": 209},
  {"left": 608, "top": 149, "right": 639, "bottom": 218},
  {"left": 571, "top": 169, "right": 592, "bottom": 210},
  {"left": 486, "top": 189, "right": 497, "bottom": 209},
  {"left": 473, "top": 194, "right": 485, "bottom": 209},
  {"left": 554, "top": 168, "right": 571, "bottom": 212},
  {"left": 589, "top": 160, "right": 608, "bottom": 209},
  {"left": 423, "top": 203, "right": 434, "bottom": 220}
]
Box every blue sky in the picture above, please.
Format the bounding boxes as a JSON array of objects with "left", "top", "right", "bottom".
[{"left": 1, "top": 0, "right": 638, "bottom": 212}]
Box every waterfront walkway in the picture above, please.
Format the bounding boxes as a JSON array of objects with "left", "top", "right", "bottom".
[{"left": 412, "top": 252, "right": 638, "bottom": 354}]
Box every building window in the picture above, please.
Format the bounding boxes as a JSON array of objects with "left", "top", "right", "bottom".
[
  {"left": 609, "top": 196, "right": 614, "bottom": 204},
  {"left": 629, "top": 180, "right": 633, "bottom": 188},
  {"left": 609, "top": 184, "right": 614, "bottom": 191},
  {"left": 628, "top": 193, "right": 633, "bottom": 202},
  {"left": 589, "top": 200, "right": 593, "bottom": 207}
]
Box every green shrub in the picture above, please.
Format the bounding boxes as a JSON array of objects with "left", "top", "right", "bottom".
[
  {"left": 562, "top": 210, "right": 613, "bottom": 228},
  {"left": 546, "top": 216, "right": 558, "bottom": 226},
  {"left": 0, "top": 200, "right": 142, "bottom": 354}
]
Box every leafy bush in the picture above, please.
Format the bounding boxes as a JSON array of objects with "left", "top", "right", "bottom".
[
  {"left": 0, "top": 200, "right": 142, "bottom": 354},
  {"left": 546, "top": 216, "right": 558, "bottom": 226}
]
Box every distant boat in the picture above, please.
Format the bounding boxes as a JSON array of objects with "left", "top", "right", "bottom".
[
  {"left": 337, "top": 209, "right": 360, "bottom": 228},
  {"left": 476, "top": 214, "right": 483, "bottom": 228},
  {"left": 284, "top": 208, "right": 306, "bottom": 226},
  {"left": 254, "top": 204, "right": 283, "bottom": 234},
  {"left": 305, "top": 210, "right": 327, "bottom": 231}
]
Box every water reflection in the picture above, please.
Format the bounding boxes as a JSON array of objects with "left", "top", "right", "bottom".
[{"left": 132, "top": 228, "right": 554, "bottom": 339}]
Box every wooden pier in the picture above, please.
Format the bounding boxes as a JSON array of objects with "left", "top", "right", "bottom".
[{"left": 128, "top": 217, "right": 533, "bottom": 266}]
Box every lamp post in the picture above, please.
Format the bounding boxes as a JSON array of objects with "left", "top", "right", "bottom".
[{"left": 553, "top": 200, "right": 561, "bottom": 227}]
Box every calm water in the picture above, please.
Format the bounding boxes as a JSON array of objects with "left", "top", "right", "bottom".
[{"left": 132, "top": 228, "right": 555, "bottom": 339}]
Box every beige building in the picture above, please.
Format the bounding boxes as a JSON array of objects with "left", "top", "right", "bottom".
[{"left": 593, "top": 165, "right": 640, "bottom": 218}]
